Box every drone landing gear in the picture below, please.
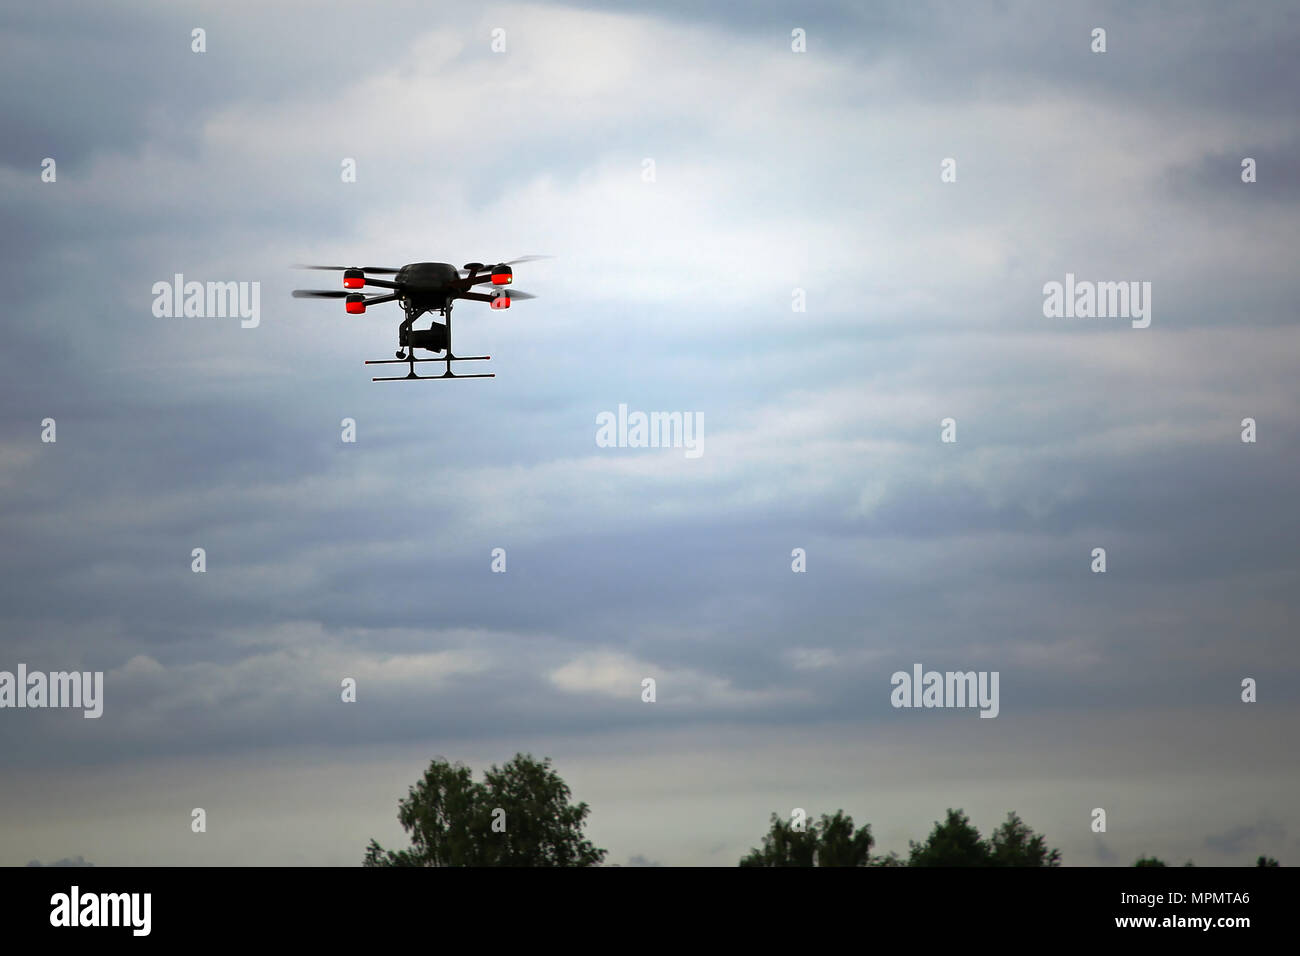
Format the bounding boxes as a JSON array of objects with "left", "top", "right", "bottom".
[
  {"left": 364, "top": 354, "right": 493, "bottom": 381},
  {"left": 366, "top": 304, "right": 494, "bottom": 382}
]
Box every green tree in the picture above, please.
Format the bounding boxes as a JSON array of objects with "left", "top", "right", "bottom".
[
  {"left": 1133, "top": 856, "right": 1167, "bottom": 867},
  {"left": 364, "top": 754, "right": 605, "bottom": 867},
  {"left": 740, "top": 810, "right": 874, "bottom": 866},
  {"left": 988, "top": 812, "right": 1062, "bottom": 867},
  {"left": 815, "top": 810, "right": 876, "bottom": 866},
  {"left": 1256, "top": 856, "right": 1280, "bottom": 867},
  {"left": 478, "top": 754, "right": 605, "bottom": 865},
  {"left": 908, "top": 808, "right": 990, "bottom": 867}
]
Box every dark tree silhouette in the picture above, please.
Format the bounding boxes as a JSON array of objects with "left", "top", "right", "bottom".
[
  {"left": 908, "top": 809, "right": 990, "bottom": 867},
  {"left": 737, "top": 808, "right": 1283, "bottom": 867},
  {"left": 988, "top": 812, "right": 1062, "bottom": 867},
  {"left": 741, "top": 807, "right": 1062, "bottom": 866},
  {"left": 817, "top": 810, "right": 877, "bottom": 866},
  {"left": 364, "top": 754, "right": 605, "bottom": 867},
  {"left": 740, "top": 810, "right": 874, "bottom": 866}
]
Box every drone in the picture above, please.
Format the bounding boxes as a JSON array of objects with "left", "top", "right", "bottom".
[{"left": 291, "top": 257, "right": 545, "bottom": 381}]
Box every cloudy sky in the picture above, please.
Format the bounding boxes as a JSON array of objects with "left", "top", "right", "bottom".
[{"left": 2, "top": 0, "right": 1297, "bottom": 867}]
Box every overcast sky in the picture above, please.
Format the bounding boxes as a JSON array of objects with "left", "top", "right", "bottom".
[{"left": 1, "top": 0, "right": 1297, "bottom": 867}]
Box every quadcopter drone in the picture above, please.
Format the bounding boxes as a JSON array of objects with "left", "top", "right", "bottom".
[{"left": 291, "top": 257, "right": 545, "bottom": 381}]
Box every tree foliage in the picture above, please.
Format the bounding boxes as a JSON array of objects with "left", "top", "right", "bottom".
[
  {"left": 364, "top": 754, "right": 606, "bottom": 867},
  {"left": 908, "top": 808, "right": 991, "bottom": 867},
  {"left": 988, "top": 811, "right": 1062, "bottom": 867},
  {"left": 740, "top": 810, "right": 875, "bottom": 867},
  {"left": 740, "top": 807, "right": 1060, "bottom": 867}
]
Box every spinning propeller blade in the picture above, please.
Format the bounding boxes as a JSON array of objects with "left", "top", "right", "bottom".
[
  {"left": 293, "top": 264, "right": 402, "bottom": 274},
  {"left": 459, "top": 255, "right": 552, "bottom": 274}
]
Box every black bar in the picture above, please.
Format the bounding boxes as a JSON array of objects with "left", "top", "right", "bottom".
[{"left": 2, "top": 865, "right": 1292, "bottom": 943}]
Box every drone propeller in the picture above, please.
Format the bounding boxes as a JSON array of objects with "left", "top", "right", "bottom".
[
  {"left": 294, "top": 264, "right": 402, "bottom": 274},
  {"left": 459, "top": 255, "right": 552, "bottom": 274},
  {"left": 501, "top": 289, "right": 537, "bottom": 300},
  {"left": 292, "top": 289, "right": 353, "bottom": 298}
]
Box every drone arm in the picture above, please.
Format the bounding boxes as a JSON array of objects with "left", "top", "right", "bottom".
[
  {"left": 363, "top": 293, "right": 399, "bottom": 306},
  {"left": 361, "top": 278, "right": 399, "bottom": 290}
]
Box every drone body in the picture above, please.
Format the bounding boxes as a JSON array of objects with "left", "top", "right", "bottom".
[{"left": 292, "top": 257, "right": 544, "bottom": 381}]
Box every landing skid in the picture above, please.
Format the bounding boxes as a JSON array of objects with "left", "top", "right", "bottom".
[
  {"left": 370, "top": 370, "right": 495, "bottom": 381},
  {"left": 365, "top": 354, "right": 493, "bottom": 382}
]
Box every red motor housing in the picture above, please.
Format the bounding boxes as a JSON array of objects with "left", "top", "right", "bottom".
[
  {"left": 345, "top": 294, "right": 366, "bottom": 314},
  {"left": 343, "top": 269, "right": 365, "bottom": 289},
  {"left": 491, "top": 264, "right": 513, "bottom": 285},
  {"left": 490, "top": 292, "right": 511, "bottom": 309}
]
